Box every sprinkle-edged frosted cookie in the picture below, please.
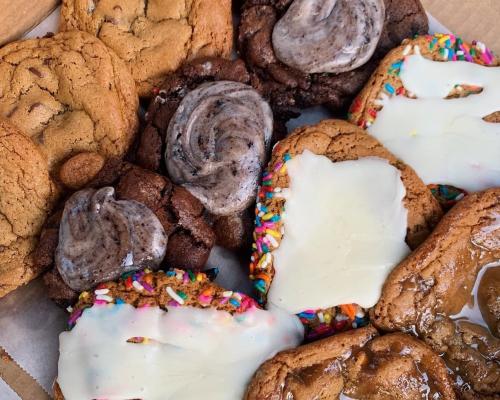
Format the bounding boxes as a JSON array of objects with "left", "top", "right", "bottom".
[
  {"left": 54, "top": 268, "right": 304, "bottom": 400},
  {"left": 373, "top": 188, "right": 500, "bottom": 396},
  {"left": 60, "top": 0, "right": 233, "bottom": 97},
  {"left": 349, "top": 34, "right": 500, "bottom": 206},
  {"left": 250, "top": 119, "right": 442, "bottom": 340}
]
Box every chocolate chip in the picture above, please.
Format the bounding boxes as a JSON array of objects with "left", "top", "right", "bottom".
[{"left": 28, "top": 67, "right": 43, "bottom": 78}]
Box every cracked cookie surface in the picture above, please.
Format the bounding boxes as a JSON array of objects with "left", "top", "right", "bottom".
[
  {"left": 0, "top": 120, "right": 57, "bottom": 297},
  {"left": 0, "top": 30, "right": 138, "bottom": 176},
  {"left": 60, "top": 0, "right": 233, "bottom": 97}
]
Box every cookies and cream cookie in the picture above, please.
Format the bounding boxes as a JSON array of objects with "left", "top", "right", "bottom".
[
  {"left": 373, "top": 188, "right": 500, "bottom": 396},
  {"left": 349, "top": 34, "right": 500, "bottom": 198},
  {"left": 0, "top": 30, "right": 138, "bottom": 182},
  {"left": 138, "top": 57, "right": 277, "bottom": 250},
  {"left": 245, "top": 326, "right": 456, "bottom": 399},
  {"left": 0, "top": 120, "right": 57, "bottom": 298},
  {"left": 60, "top": 0, "right": 233, "bottom": 97},
  {"left": 37, "top": 163, "right": 216, "bottom": 305},
  {"left": 250, "top": 120, "right": 442, "bottom": 339},
  {"left": 238, "top": 0, "right": 428, "bottom": 114},
  {"left": 54, "top": 269, "right": 303, "bottom": 400}
]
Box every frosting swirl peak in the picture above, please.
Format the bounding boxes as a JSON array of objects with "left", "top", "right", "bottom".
[
  {"left": 56, "top": 187, "right": 167, "bottom": 291},
  {"left": 166, "top": 81, "right": 273, "bottom": 216},
  {"left": 272, "top": 0, "right": 385, "bottom": 74}
]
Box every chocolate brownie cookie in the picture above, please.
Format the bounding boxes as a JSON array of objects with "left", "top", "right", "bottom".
[
  {"left": 60, "top": 0, "right": 233, "bottom": 97},
  {"left": 137, "top": 57, "right": 278, "bottom": 249},
  {"left": 250, "top": 119, "right": 443, "bottom": 340},
  {"left": 373, "top": 188, "right": 500, "bottom": 397},
  {"left": 245, "top": 325, "right": 456, "bottom": 399},
  {"left": 0, "top": 30, "right": 138, "bottom": 184},
  {"left": 54, "top": 269, "right": 303, "bottom": 400},
  {"left": 238, "top": 0, "right": 429, "bottom": 116},
  {"left": 349, "top": 34, "right": 500, "bottom": 203},
  {"left": 37, "top": 163, "right": 216, "bottom": 305},
  {"left": 0, "top": 120, "right": 57, "bottom": 298}
]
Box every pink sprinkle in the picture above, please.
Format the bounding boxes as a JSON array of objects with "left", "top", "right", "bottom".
[
  {"left": 219, "top": 297, "right": 229, "bottom": 305},
  {"left": 273, "top": 162, "right": 283, "bottom": 172},
  {"left": 94, "top": 300, "right": 107, "bottom": 306},
  {"left": 167, "top": 300, "right": 179, "bottom": 307},
  {"left": 486, "top": 48, "right": 494, "bottom": 64},
  {"left": 263, "top": 173, "right": 273, "bottom": 181},
  {"left": 482, "top": 51, "right": 493, "bottom": 65},
  {"left": 262, "top": 222, "right": 275, "bottom": 228},
  {"left": 68, "top": 309, "right": 83, "bottom": 325},
  {"left": 141, "top": 282, "right": 154, "bottom": 292},
  {"left": 255, "top": 226, "right": 266, "bottom": 233},
  {"left": 199, "top": 294, "right": 213, "bottom": 304},
  {"left": 256, "top": 239, "right": 263, "bottom": 254},
  {"left": 183, "top": 272, "right": 189, "bottom": 283}
]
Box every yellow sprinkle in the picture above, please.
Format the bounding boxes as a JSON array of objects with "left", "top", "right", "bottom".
[
  {"left": 324, "top": 313, "right": 332, "bottom": 324},
  {"left": 280, "top": 164, "right": 287, "bottom": 174},
  {"left": 266, "top": 229, "right": 281, "bottom": 239},
  {"left": 262, "top": 213, "right": 274, "bottom": 221},
  {"left": 143, "top": 338, "right": 150, "bottom": 344},
  {"left": 79, "top": 291, "right": 89, "bottom": 300},
  {"left": 438, "top": 35, "right": 449, "bottom": 45},
  {"left": 196, "top": 273, "right": 203, "bottom": 281}
]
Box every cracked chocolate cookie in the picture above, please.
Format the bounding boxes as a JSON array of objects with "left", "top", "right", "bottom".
[
  {"left": 136, "top": 57, "right": 278, "bottom": 250},
  {"left": 0, "top": 120, "right": 58, "bottom": 298},
  {"left": 0, "top": 30, "right": 138, "bottom": 182},
  {"left": 60, "top": 0, "right": 233, "bottom": 97},
  {"left": 373, "top": 188, "right": 500, "bottom": 397},
  {"left": 348, "top": 34, "right": 500, "bottom": 205},
  {"left": 245, "top": 325, "right": 456, "bottom": 399},
  {"left": 237, "top": 0, "right": 429, "bottom": 116},
  {"left": 53, "top": 268, "right": 303, "bottom": 400},
  {"left": 250, "top": 120, "right": 443, "bottom": 340},
  {"left": 37, "top": 162, "right": 216, "bottom": 306}
]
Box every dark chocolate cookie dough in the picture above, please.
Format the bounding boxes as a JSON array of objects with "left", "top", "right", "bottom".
[
  {"left": 135, "top": 57, "right": 280, "bottom": 250},
  {"left": 37, "top": 162, "right": 215, "bottom": 305},
  {"left": 237, "top": 0, "right": 428, "bottom": 116}
]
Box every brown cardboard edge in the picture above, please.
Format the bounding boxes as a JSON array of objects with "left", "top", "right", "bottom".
[{"left": 0, "top": 348, "right": 51, "bottom": 400}]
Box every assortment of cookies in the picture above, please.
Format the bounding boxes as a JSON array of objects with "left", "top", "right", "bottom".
[{"left": 0, "top": 0, "right": 498, "bottom": 399}]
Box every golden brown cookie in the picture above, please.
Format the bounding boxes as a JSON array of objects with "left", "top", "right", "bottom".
[
  {"left": 60, "top": 0, "right": 233, "bottom": 97},
  {"left": 0, "top": 30, "right": 139, "bottom": 178},
  {"left": 0, "top": 120, "right": 57, "bottom": 297},
  {"left": 245, "top": 325, "right": 456, "bottom": 399},
  {"left": 372, "top": 188, "right": 500, "bottom": 396}
]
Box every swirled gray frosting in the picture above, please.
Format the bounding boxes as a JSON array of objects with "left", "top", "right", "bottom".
[
  {"left": 165, "top": 81, "right": 273, "bottom": 216},
  {"left": 272, "top": 0, "right": 385, "bottom": 74},
  {"left": 56, "top": 187, "right": 167, "bottom": 291}
]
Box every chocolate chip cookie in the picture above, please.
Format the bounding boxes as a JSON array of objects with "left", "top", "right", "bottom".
[
  {"left": 0, "top": 120, "right": 57, "bottom": 298},
  {"left": 238, "top": 0, "right": 429, "bottom": 116},
  {"left": 60, "top": 0, "right": 233, "bottom": 97},
  {"left": 0, "top": 30, "right": 138, "bottom": 182}
]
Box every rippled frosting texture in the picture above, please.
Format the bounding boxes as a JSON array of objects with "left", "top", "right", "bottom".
[
  {"left": 272, "top": 0, "right": 385, "bottom": 74},
  {"left": 56, "top": 187, "right": 167, "bottom": 291},
  {"left": 166, "top": 81, "right": 273, "bottom": 215}
]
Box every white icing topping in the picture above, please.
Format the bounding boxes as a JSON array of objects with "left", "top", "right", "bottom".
[
  {"left": 272, "top": 0, "right": 385, "bottom": 74},
  {"left": 58, "top": 304, "right": 303, "bottom": 400},
  {"left": 269, "top": 151, "right": 410, "bottom": 313},
  {"left": 368, "top": 54, "right": 500, "bottom": 192}
]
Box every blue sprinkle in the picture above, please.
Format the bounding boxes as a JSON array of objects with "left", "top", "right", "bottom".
[
  {"left": 266, "top": 192, "right": 274, "bottom": 199},
  {"left": 271, "top": 215, "right": 280, "bottom": 222},
  {"left": 166, "top": 270, "right": 176, "bottom": 277},
  {"left": 283, "top": 153, "right": 292, "bottom": 162},
  {"left": 116, "top": 298, "right": 125, "bottom": 305},
  {"left": 384, "top": 83, "right": 395, "bottom": 95},
  {"left": 229, "top": 298, "right": 240, "bottom": 307}
]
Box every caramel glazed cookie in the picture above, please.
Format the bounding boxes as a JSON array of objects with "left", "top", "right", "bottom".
[
  {"left": 245, "top": 325, "right": 457, "bottom": 399},
  {"left": 373, "top": 188, "right": 500, "bottom": 398},
  {"left": 238, "top": 0, "right": 429, "bottom": 116},
  {"left": 53, "top": 269, "right": 304, "bottom": 400},
  {"left": 135, "top": 57, "right": 278, "bottom": 250},
  {"left": 0, "top": 120, "right": 57, "bottom": 297},
  {"left": 37, "top": 161, "right": 216, "bottom": 306},
  {"left": 60, "top": 0, "right": 233, "bottom": 97},
  {"left": 349, "top": 34, "right": 500, "bottom": 206},
  {"left": 250, "top": 119, "right": 443, "bottom": 340},
  {"left": 0, "top": 30, "right": 139, "bottom": 189}
]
